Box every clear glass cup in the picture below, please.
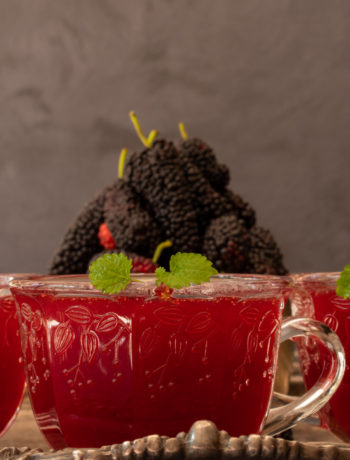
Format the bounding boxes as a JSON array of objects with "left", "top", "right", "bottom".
[
  {"left": 291, "top": 272, "right": 350, "bottom": 441},
  {"left": 10, "top": 274, "right": 345, "bottom": 448},
  {"left": 0, "top": 274, "right": 35, "bottom": 437}
]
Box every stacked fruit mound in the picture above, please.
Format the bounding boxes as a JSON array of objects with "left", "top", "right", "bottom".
[{"left": 49, "top": 114, "right": 287, "bottom": 276}]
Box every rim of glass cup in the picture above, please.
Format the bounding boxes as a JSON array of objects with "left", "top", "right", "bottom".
[
  {"left": 292, "top": 272, "right": 340, "bottom": 288},
  {"left": 9, "top": 273, "right": 290, "bottom": 299},
  {"left": 0, "top": 273, "right": 39, "bottom": 288}
]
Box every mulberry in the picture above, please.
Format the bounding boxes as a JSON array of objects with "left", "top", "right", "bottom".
[
  {"left": 202, "top": 214, "right": 287, "bottom": 275},
  {"left": 104, "top": 180, "right": 161, "bottom": 259},
  {"left": 98, "top": 223, "right": 116, "bottom": 250},
  {"left": 89, "top": 250, "right": 157, "bottom": 273},
  {"left": 202, "top": 214, "right": 248, "bottom": 273},
  {"left": 49, "top": 183, "right": 116, "bottom": 275},
  {"left": 177, "top": 150, "right": 236, "bottom": 232},
  {"left": 124, "top": 139, "right": 200, "bottom": 253},
  {"left": 177, "top": 137, "right": 255, "bottom": 231},
  {"left": 222, "top": 190, "right": 256, "bottom": 229},
  {"left": 245, "top": 226, "right": 288, "bottom": 275},
  {"left": 178, "top": 138, "right": 230, "bottom": 190},
  {"left": 132, "top": 255, "right": 157, "bottom": 273}
]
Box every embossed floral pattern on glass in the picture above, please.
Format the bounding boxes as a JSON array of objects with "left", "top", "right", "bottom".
[
  {"left": 291, "top": 273, "right": 350, "bottom": 441},
  {"left": 0, "top": 275, "right": 27, "bottom": 437},
  {"left": 11, "top": 274, "right": 289, "bottom": 448}
]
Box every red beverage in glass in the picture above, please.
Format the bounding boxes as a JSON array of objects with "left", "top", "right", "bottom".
[
  {"left": 0, "top": 275, "right": 27, "bottom": 437},
  {"left": 10, "top": 274, "right": 344, "bottom": 448},
  {"left": 291, "top": 273, "right": 350, "bottom": 441}
]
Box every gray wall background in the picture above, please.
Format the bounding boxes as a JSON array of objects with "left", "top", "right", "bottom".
[{"left": 0, "top": 0, "right": 349, "bottom": 274}]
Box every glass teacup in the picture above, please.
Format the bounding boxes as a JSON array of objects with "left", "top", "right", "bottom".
[
  {"left": 10, "top": 274, "right": 344, "bottom": 448},
  {"left": 291, "top": 272, "right": 350, "bottom": 441},
  {"left": 0, "top": 274, "right": 34, "bottom": 437}
]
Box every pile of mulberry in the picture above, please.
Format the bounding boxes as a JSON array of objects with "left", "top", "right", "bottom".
[{"left": 49, "top": 133, "right": 287, "bottom": 276}]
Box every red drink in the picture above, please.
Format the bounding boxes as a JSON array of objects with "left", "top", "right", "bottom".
[
  {"left": 11, "top": 274, "right": 344, "bottom": 449},
  {"left": 0, "top": 279, "right": 26, "bottom": 436},
  {"left": 292, "top": 273, "right": 350, "bottom": 441},
  {"left": 11, "top": 275, "right": 286, "bottom": 448}
]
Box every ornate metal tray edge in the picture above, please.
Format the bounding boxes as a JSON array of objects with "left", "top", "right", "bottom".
[{"left": 1, "top": 421, "right": 350, "bottom": 460}]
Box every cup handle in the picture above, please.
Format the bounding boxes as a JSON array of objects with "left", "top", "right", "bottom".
[{"left": 263, "top": 317, "right": 345, "bottom": 436}]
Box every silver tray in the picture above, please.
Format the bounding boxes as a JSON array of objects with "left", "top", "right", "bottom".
[{"left": 1, "top": 420, "right": 350, "bottom": 460}]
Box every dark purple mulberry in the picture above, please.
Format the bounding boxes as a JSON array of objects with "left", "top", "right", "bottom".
[
  {"left": 202, "top": 214, "right": 248, "bottom": 273},
  {"left": 222, "top": 190, "right": 256, "bottom": 229},
  {"left": 104, "top": 180, "right": 162, "bottom": 259},
  {"left": 202, "top": 214, "right": 287, "bottom": 275},
  {"left": 245, "top": 226, "right": 288, "bottom": 275},
  {"left": 49, "top": 183, "right": 116, "bottom": 275},
  {"left": 124, "top": 139, "right": 200, "bottom": 253},
  {"left": 178, "top": 138, "right": 230, "bottom": 190}
]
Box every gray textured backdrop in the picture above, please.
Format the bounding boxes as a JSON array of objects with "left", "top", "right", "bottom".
[{"left": 0, "top": 0, "right": 349, "bottom": 274}]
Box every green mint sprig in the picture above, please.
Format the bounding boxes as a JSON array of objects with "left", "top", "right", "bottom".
[
  {"left": 89, "top": 252, "right": 218, "bottom": 294},
  {"left": 336, "top": 265, "right": 350, "bottom": 299},
  {"left": 89, "top": 253, "right": 132, "bottom": 294},
  {"left": 155, "top": 252, "right": 218, "bottom": 289}
]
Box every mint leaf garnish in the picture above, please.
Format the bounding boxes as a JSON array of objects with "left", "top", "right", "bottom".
[
  {"left": 89, "top": 253, "right": 132, "bottom": 294},
  {"left": 155, "top": 252, "right": 218, "bottom": 289},
  {"left": 336, "top": 265, "right": 350, "bottom": 299}
]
